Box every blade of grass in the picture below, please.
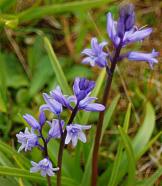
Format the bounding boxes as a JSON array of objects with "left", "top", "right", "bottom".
[
  {"left": 0, "top": 140, "right": 30, "bottom": 169},
  {"left": 17, "top": 0, "right": 112, "bottom": 23},
  {"left": 104, "top": 101, "right": 155, "bottom": 185},
  {"left": 118, "top": 126, "right": 136, "bottom": 186},
  {"left": 0, "top": 151, "right": 13, "bottom": 167},
  {"left": 108, "top": 103, "right": 131, "bottom": 186},
  {"left": 132, "top": 102, "right": 155, "bottom": 157},
  {"left": 44, "top": 36, "right": 71, "bottom": 95},
  {"left": 0, "top": 166, "right": 77, "bottom": 186},
  {"left": 101, "top": 94, "right": 120, "bottom": 142}
]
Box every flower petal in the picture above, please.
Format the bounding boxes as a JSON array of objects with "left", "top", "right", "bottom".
[
  {"left": 65, "top": 132, "right": 71, "bottom": 144},
  {"left": 78, "top": 131, "right": 86, "bottom": 143},
  {"left": 84, "top": 103, "right": 105, "bottom": 112},
  {"left": 124, "top": 27, "right": 152, "bottom": 44}
]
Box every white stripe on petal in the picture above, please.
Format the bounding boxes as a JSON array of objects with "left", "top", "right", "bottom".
[
  {"left": 78, "top": 132, "right": 87, "bottom": 143},
  {"left": 65, "top": 133, "right": 71, "bottom": 144}
]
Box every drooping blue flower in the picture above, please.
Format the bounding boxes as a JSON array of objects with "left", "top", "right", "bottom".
[
  {"left": 65, "top": 124, "right": 91, "bottom": 147},
  {"left": 47, "top": 119, "right": 64, "bottom": 139},
  {"left": 16, "top": 127, "right": 38, "bottom": 152},
  {"left": 23, "top": 114, "right": 41, "bottom": 130},
  {"left": 40, "top": 93, "right": 62, "bottom": 115},
  {"left": 107, "top": 12, "right": 120, "bottom": 47},
  {"left": 127, "top": 49, "right": 159, "bottom": 69},
  {"left": 122, "top": 27, "right": 152, "bottom": 46},
  {"left": 81, "top": 37, "right": 108, "bottom": 68},
  {"left": 78, "top": 95, "right": 105, "bottom": 112},
  {"left": 50, "top": 86, "right": 74, "bottom": 111},
  {"left": 39, "top": 111, "right": 46, "bottom": 126},
  {"left": 107, "top": 6, "right": 152, "bottom": 47},
  {"left": 30, "top": 158, "right": 59, "bottom": 177},
  {"left": 73, "top": 77, "right": 95, "bottom": 101}
]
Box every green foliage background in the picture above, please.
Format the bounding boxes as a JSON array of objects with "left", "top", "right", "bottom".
[{"left": 0, "top": 0, "right": 161, "bottom": 186}]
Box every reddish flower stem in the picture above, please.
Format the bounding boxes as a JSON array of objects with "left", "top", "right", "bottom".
[
  {"left": 57, "top": 104, "right": 79, "bottom": 186},
  {"left": 40, "top": 129, "right": 51, "bottom": 186},
  {"left": 91, "top": 43, "right": 122, "bottom": 186}
]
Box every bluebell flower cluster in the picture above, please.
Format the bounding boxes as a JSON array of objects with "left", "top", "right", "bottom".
[
  {"left": 16, "top": 77, "right": 104, "bottom": 177},
  {"left": 82, "top": 4, "right": 158, "bottom": 68}
]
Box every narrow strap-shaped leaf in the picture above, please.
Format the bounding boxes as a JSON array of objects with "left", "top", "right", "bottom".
[
  {"left": 0, "top": 166, "right": 77, "bottom": 186},
  {"left": 123, "top": 103, "right": 131, "bottom": 132},
  {"left": 44, "top": 36, "right": 72, "bottom": 95},
  {"left": 132, "top": 102, "right": 155, "bottom": 155},
  {"left": 18, "top": 0, "right": 112, "bottom": 23},
  {"left": 0, "top": 151, "right": 13, "bottom": 167},
  {"left": 118, "top": 126, "right": 136, "bottom": 186},
  {"left": 0, "top": 140, "right": 30, "bottom": 169},
  {"left": 101, "top": 94, "right": 120, "bottom": 142},
  {"left": 104, "top": 102, "right": 156, "bottom": 185},
  {"left": 108, "top": 103, "right": 131, "bottom": 186}
]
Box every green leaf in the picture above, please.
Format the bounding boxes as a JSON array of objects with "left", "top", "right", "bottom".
[
  {"left": 108, "top": 103, "right": 131, "bottom": 186},
  {"left": 0, "top": 54, "right": 7, "bottom": 113},
  {"left": 66, "top": 65, "right": 93, "bottom": 81},
  {"left": 118, "top": 126, "right": 136, "bottom": 186},
  {"left": 0, "top": 140, "right": 30, "bottom": 169},
  {"left": 0, "top": 0, "right": 16, "bottom": 11},
  {"left": 0, "top": 166, "right": 77, "bottom": 186},
  {"left": 132, "top": 102, "right": 155, "bottom": 158},
  {"left": 29, "top": 55, "right": 53, "bottom": 96},
  {"left": 0, "top": 176, "right": 18, "bottom": 186},
  {"left": 18, "top": 0, "right": 113, "bottom": 23},
  {"left": 44, "top": 36, "right": 72, "bottom": 94},
  {"left": 0, "top": 88, "right": 7, "bottom": 113},
  {"left": 114, "top": 102, "right": 156, "bottom": 185},
  {"left": 122, "top": 103, "right": 131, "bottom": 133},
  {"left": 0, "top": 52, "right": 28, "bottom": 89},
  {"left": 81, "top": 95, "right": 119, "bottom": 186},
  {"left": 101, "top": 94, "right": 120, "bottom": 142},
  {"left": 0, "top": 151, "right": 13, "bottom": 167}
]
